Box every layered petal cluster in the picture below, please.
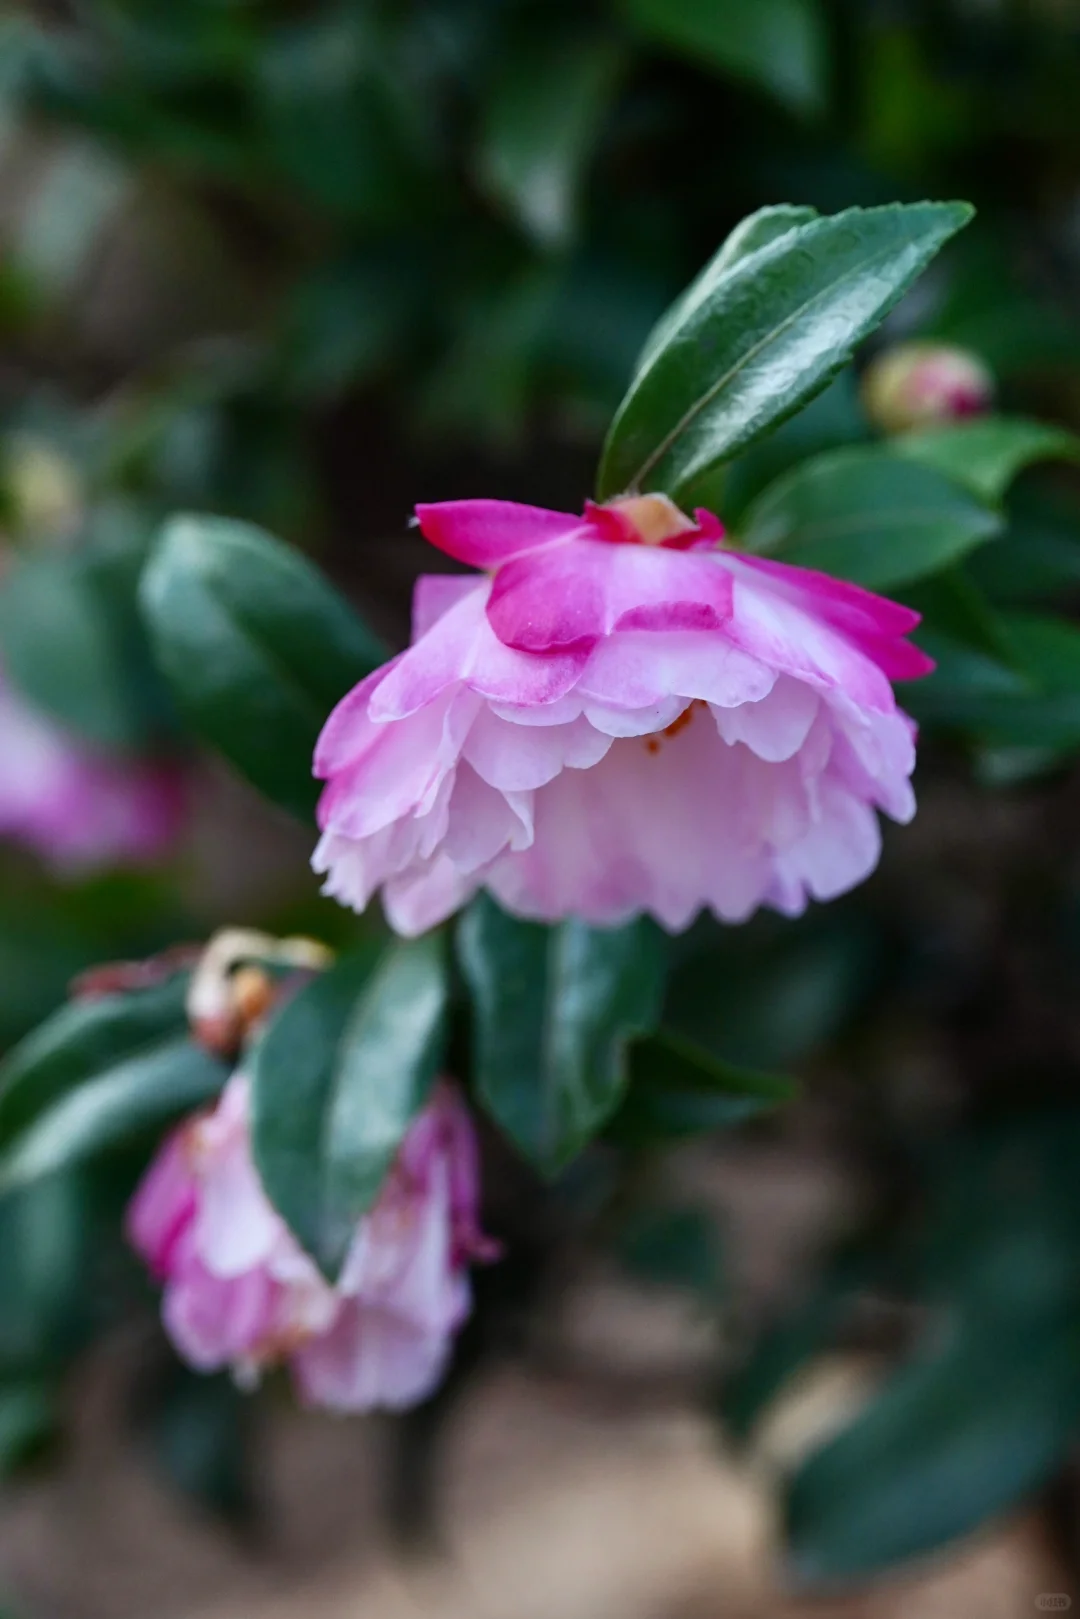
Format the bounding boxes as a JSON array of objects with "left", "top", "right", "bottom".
[
  {"left": 0, "top": 673, "right": 183, "bottom": 871},
  {"left": 128, "top": 1079, "right": 495, "bottom": 1411},
  {"left": 314, "top": 495, "right": 932, "bottom": 935}
]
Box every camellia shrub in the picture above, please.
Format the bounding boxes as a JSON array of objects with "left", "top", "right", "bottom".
[{"left": 5, "top": 195, "right": 1080, "bottom": 1592}]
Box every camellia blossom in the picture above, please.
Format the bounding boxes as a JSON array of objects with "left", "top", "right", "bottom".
[
  {"left": 313, "top": 493, "right": 933, "bottom": 936},
  {"left": 128, "top": 1079, "right": 496, "bottom": 1411},
  {"left": 0, "top": 672, "right": 183, "bottom": 871}
]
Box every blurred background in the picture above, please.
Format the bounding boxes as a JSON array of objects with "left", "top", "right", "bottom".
[{"left": 6, "top": 1, "right": 1080, "bottom": 1615}]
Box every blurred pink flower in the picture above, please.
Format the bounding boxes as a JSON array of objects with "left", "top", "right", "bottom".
[
  {"left": 128, "top": 1078, "right": 496, "bottom": 1411},
  {"left": 313, "top": 494, "right": 932, "bottom": 935},
  {"left": 0, "top": 673, "right": 183, "bottom": 872}
]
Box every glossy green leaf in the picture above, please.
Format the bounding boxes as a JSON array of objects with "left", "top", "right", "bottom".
[
  {"left": 140, "top": 515, "right": 386, "bottom": 822},
  {"left": 598, "top": 202, "right": 973, "bottom": 502},
  {"left": 619, "top": 0, "right": 827, "bottom": 115},
  {"left": 740, "top": 446, "right": 1001, "bottom": 589},
  {"left": 614, "top": 1029, "right": 796, "bottom": 1144},
  {"left": 632, "top": 206, "right": 819, "bottom": 391},
  {"left": 457, "top": 897, "right": 665, "bottom": 1175},
  {"left": 0, "top": 975, "right": 191, "bottom": 1146},
  {"left": 0, "top": 1037, "right": 226, "bottom": 1193},
  {"left": 0, "top": 541, "right": 167, "bottom": 752},
  {"left": 786, "top": 1316, "right": 1080, "bottom": 1582},
  {"left": 476, "top": 32, "right": 623, "bottom": 250},
  {"left": 250, "top": 938, "right": 448, "bottom": 1279},
  {"left": 896, "top": 416, "right": 1080, "bottom": 506}
]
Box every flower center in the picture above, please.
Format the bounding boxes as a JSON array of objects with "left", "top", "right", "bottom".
[
  {"left": 607, "top": 493, "right": 697, "bottom": 545},
  {"left": 586, "top": 493, "right": 724, "bottom": 550},
  {"left": 644, "top": 700, "right": 703, "bottom": 754}
]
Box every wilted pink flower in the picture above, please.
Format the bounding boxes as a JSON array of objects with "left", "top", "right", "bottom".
[
  {"left": 862, "top": 341, "right": 994, "bottom": 434},
  {"left": 0, "top": 673, "right": 183, "bottom": 871},
  {"left": 313, "top": 494, "right": 932, "bottom": 935},
  {"left": 128, "top": 1079, "right": 496, "bottom": 1411}
]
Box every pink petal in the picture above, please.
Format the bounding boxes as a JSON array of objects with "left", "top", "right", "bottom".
[
  {"left": 317, "top": 687, "right": 477, "bottom": 840},
  {"left": 722, "top": 560, "right": 899, "bottom": 714},
  {"left": 193, "top": 1128, "right": 283, "bottom": 1279},
  {"left": 463, "top": 707, "right": 611, "bottom": 791},
  {"left": 416, "top": 499, "right": 588, "bottom": 568},
  {"left": 576, "top": 628, "right": 775, "bottom": 713},
  {"left": 381, "top": 849, "right": 482, "bottom": 936},
  {"left": 486, "top": 538, "right": 735, "bottom": 654},
  {"left": 163, "top": 1257, "right": 278, "bottom": 1371},
  {"left": 293, "top": 1301, "right": 451, "bottom": 1412},
  {"left": 412, "top": 573, "right": 483, "bottom": 641},
  {"left": 442, "top": 764, "right": 533, "bottom": 872},
  {"left": 712, "top": 675, "right": 820, "bottom": 762},
  {"left": 729, "top": 553, "right": 935, "bottom": 682},
  {"left": 126, "top": 1129, "right": 197, "bottom": 1275},
  {"left": 369, "top": 585, "right": 588, "bottom": 721}
]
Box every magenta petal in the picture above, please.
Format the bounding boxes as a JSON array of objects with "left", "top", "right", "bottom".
[
  {"left": 729, "top": 553, "right": 935, "bottom": 682},
  {"left": 369, "top": 587, "right": 587, "bottom": 721},
  {"left": 487, "top": 538, "right": 735, "bottom": 653},
  {"left": 416, "top": 499, "right": 588, "bottom": 568},
  {"left": 126, "top": 1129, "right": 197, "bottom": 1275}
]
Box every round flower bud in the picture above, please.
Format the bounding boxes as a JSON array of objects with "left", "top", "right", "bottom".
[{"left": 862, "top": 342, "right": 994, "bottom": 435}]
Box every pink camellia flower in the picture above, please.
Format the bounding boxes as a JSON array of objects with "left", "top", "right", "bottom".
[
  {"left": 313, "top": 493, "right": 933, "bottom": 935},
  {"left": 0, "top": 673, "right": 184, "bottom": 871},
  {"left": 128, "top": 1078, "right": 496, "bottom": 1411}
]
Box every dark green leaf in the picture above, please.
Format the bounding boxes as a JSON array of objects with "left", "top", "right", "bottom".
[
  {"left": 148, "top": 1367, "right": 256, "bottom": 1528},
  {"left": 256, "top": 16, "right": 425, "bottom": 225},
  {"left": 140, "top": 515, "right": 386, "bottom": 821},
  {"left": 0, "top": 1037, "right": 226, "bottom": 1193},
  {"left": 740, "top": 446, "right": 1001, "bottom": 589},
  {"left": 614, "top": 1029, "right": 796, "bottom": 1143},
  {"left": 896, "top": 416, "right": 1080, "bottom": 505},
  {"left": 0, "top": 542, "right": 165, "bottom": 752},
  {"left": 598, "top": 202, "right": 973, "bottom": 502},
  {"left": 0, "top": 975, "right": 190, "bottom": 1145},
  {"left": 619, "top": 0, "right": 827, "bottom": 115},
  {"left": 786, "top": 1110, "right": 1080, "bottom": 1581},
  {"left": 909, "top": 615, "right": 1080, "bottom": 749},
  {"left": 0, "top": 1173, "right": 104, "bottom": 1371},
  {"left": 786, "top": 1319, "right": 1080, "bottom": 1582},
  {"left": 630, "top": 206, "right": 819, "bottom": 391},
  {"left": 664, "top": 914, "right": 879, "bottom": 1069},
  {"left": 250, "top": 938, "right": 448, "bottom": 1279},
  {"left": 476, "top": 31, "right": 623, "bottom": 250},
  {"left": 457, "top": 896, "right": 665, "bottom": 1175},
  {"left": 902, "top": 568, "right": 1017, "bottom": 665}
]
